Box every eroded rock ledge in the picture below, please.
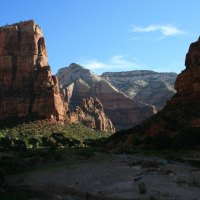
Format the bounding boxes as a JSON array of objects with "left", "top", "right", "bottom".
[{"left": 69, "top": 97, "right": 115, "bottom": 132}]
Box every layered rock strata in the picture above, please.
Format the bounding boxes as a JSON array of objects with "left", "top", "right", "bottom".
[
  {"left": 0, "top": 20, "right": 66, "bottom": 126},
  {"left": 68, "top": 97, "right": 115, "bottom": 132},
  {"left": 102, "top": 71, "right": 177, "bottom": 110},
  {"left": 57, "top": 64, "right": 156, "bottom": 130}
]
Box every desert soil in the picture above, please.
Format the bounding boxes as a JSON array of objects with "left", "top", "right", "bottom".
[{"left": 7, "top": 152, "right": 200, "bottom": 200}]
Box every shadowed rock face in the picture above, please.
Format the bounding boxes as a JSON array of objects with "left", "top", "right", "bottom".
[
  {"left": 160, "top": 37, "right": 200, "bottom": 128},
  {"left": 0, "top": 20, "right": 66, "bottom": 126},
  {"left": 68, "top": 97, "right": 115, "bottom": 132},
  {"left": 169, "top": 38, "right": 200, "bottom": 106},
  {"left": 57, "top": 63, "right": 156, "bottom": 130}
]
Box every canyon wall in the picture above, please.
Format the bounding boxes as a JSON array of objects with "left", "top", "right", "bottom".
[
  {"left": 107, "top": 38, "right": 200, "bottom": 150},
  {"left": 0, "top": 20, "right": 66, "bottom": 126}
]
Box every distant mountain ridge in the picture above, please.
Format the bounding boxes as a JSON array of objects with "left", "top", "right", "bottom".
[
  {"left": 102, "top": 70, "right": 177, "bottom": 110},
  {"left": 57, "top": 63, "right": 158, "bottom": 130},
  {"left": 57, "top": 63, "right": 102, "bottom": 87}
]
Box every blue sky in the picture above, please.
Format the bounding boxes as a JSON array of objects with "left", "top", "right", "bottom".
[{"left": 1, "top": 0, "right": 200, "bottom": 74}]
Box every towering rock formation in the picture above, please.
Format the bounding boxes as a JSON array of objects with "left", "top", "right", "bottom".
[
  {"left": 169, "top": 38, "right": 200, "bottom": 107},
  {"left": 102, "top": 71, "right": 177, "bottom": 110},
  {"left": 107, "top": 38, "right": 200, "bottom": 150},
  {"left": 162, "top": 37, "right": 200, "bottom": 128},
  {"left": 57, "top": 63, "right": 156, "bottom": 130},
  {"left": 69, "top": 97, "right": 115, "bottom": 132},
  {"left": 0, "top": 20, "right": 66, "bottom": 126}
]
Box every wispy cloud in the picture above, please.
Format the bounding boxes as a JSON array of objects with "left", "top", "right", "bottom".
[
  {"left": 131, "top": 24, "right": 191, "bottom": 40},
  {"left": 133, "top": 25, "right": 186, "bottom": 36},
  {"left": 110, "top": 55, "right": 140, "bottom": 68},
  {"left": 80, "top": 55, "right": 143, "bottom": 73}
]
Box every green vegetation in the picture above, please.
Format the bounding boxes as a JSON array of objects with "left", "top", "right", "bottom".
[
  {"left": 0, "top": 121, "right": 112, "bottom": 151},
  {"left": 0, "top": 121, "right": 112, "bottom": 176},
  {"left": 0, "top": 121, "right": 112, "bottom": 199}
]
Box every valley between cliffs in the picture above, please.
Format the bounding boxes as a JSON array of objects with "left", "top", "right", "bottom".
[
  {"left": 7, "top": 150, "right": 200, "bottom": 200},
  {"left": 1, "top": 20, "right": 200, "bottom": 200}
]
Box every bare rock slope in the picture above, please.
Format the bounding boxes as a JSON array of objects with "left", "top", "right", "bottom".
[
  {"left": 102, "top": 70, "right": 177, "bottom": 110},
  {"left": 57, "top": 64, "right": 156, "bottom": 130}
]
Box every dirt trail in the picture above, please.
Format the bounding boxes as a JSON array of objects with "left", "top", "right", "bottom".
[{"left": 8, "top": 153, "right": 200, "bottom": 200}]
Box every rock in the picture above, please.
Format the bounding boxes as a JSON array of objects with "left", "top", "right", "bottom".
[
  {"left": 68, "top": 97, "right": 115, "bottom": 132},
  {"left": 0, "top": 20, "right": 66, "bottom": 126},
  {"left": 162, "top": 37, "right": 200, "bottom": 129},
  {"left": 107, "top": 37, "right": 200, "bottom": 150},
  {"left": 168, "top": 37, "right": 200, "bottom": 106},
  {"left": 102, "top": 70, "right": 177, "bottom": 110},
  {"left": 57, "top": 63, "right": 156, "bottom": 130}
]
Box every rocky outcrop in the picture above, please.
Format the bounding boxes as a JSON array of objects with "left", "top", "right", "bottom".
[
  {"left": 161, "top": 37, "right": 200, "bottom": 128},
  {"left": 0, "top": 20, "right": 66, "bottom": 126},
  {"left": 107, "top": 38, "right": 200, "bottom": 150},
  {"left": 168, "top": 38, "right": 200, "bottom": 106},
  {"left": 102, "top": 71, "right": 177, "bottom": 110},
  {"left": 68, "top": 97, "right": 115, "bottom": 132},
  {"left": 57, "top": 63, "right": 156, "bottom": 130}
]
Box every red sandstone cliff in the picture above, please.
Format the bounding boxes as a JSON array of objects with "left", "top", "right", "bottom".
[
  {"left": 0, "top": 20, "right": 66, "bottom": 126},
  {"left": 168, "top": 38, "right": 200, "bottom": 107},
  {"left": 68, "top": 97, "right": 115, "bottom": 132},
  {"left": 144, "top": 37, "right": 200, "bottom": 131}
]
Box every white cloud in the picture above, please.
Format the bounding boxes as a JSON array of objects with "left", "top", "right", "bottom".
[
  {"left": 80, "top": 55, "right": 142, "bottom": 73},
  {"left": 110, "top": 55, "right": 140, "bottom": 67},
  {"left": 83, "top": 59, "right": 106, "bottom": 70},
  {"left": 132, "top": 24, "right": 189, "bottom": 38}
]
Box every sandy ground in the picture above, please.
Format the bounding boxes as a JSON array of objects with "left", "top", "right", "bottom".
[{"left": 8, "top": 152, "right": 200, "bottom": 200}]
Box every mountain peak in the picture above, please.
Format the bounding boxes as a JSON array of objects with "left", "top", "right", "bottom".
[
  {"left": 56, "top": 63, "right": 101, "bottom": 87},
  {"left": 68, "top": 63, "right": 85, "bottom": 70}
]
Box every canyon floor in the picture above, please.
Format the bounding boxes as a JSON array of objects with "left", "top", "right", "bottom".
[{"left": 6, "top": 149, "right": 200, "bottom": 200}]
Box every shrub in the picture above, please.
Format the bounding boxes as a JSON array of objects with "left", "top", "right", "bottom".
[
  {"left": 133, "top": 137, "right": 142, "bottom": 146},
  {"left": 138, "top": 182, "right": 147, "bottom": 194},
  {"left": 12, "top": 139, "right": 27, "bottom": 151},
  {"left": 28, "top": 138, "right": 40, "bottom": 148},
  {"left": 0, "top": 137, "right": 12, "bottom": 150},
  {"left": 150, "top": 132, "right": 171, "bottom": 150},
  {"left": 51, "top": 132, "right": 66, "bottom": 146},
  {"left": 0, "top": 121, "right": 112, "bottom": 150},
  {"left": 172, "top": 127, "right": 200, "bottom": 149}
]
